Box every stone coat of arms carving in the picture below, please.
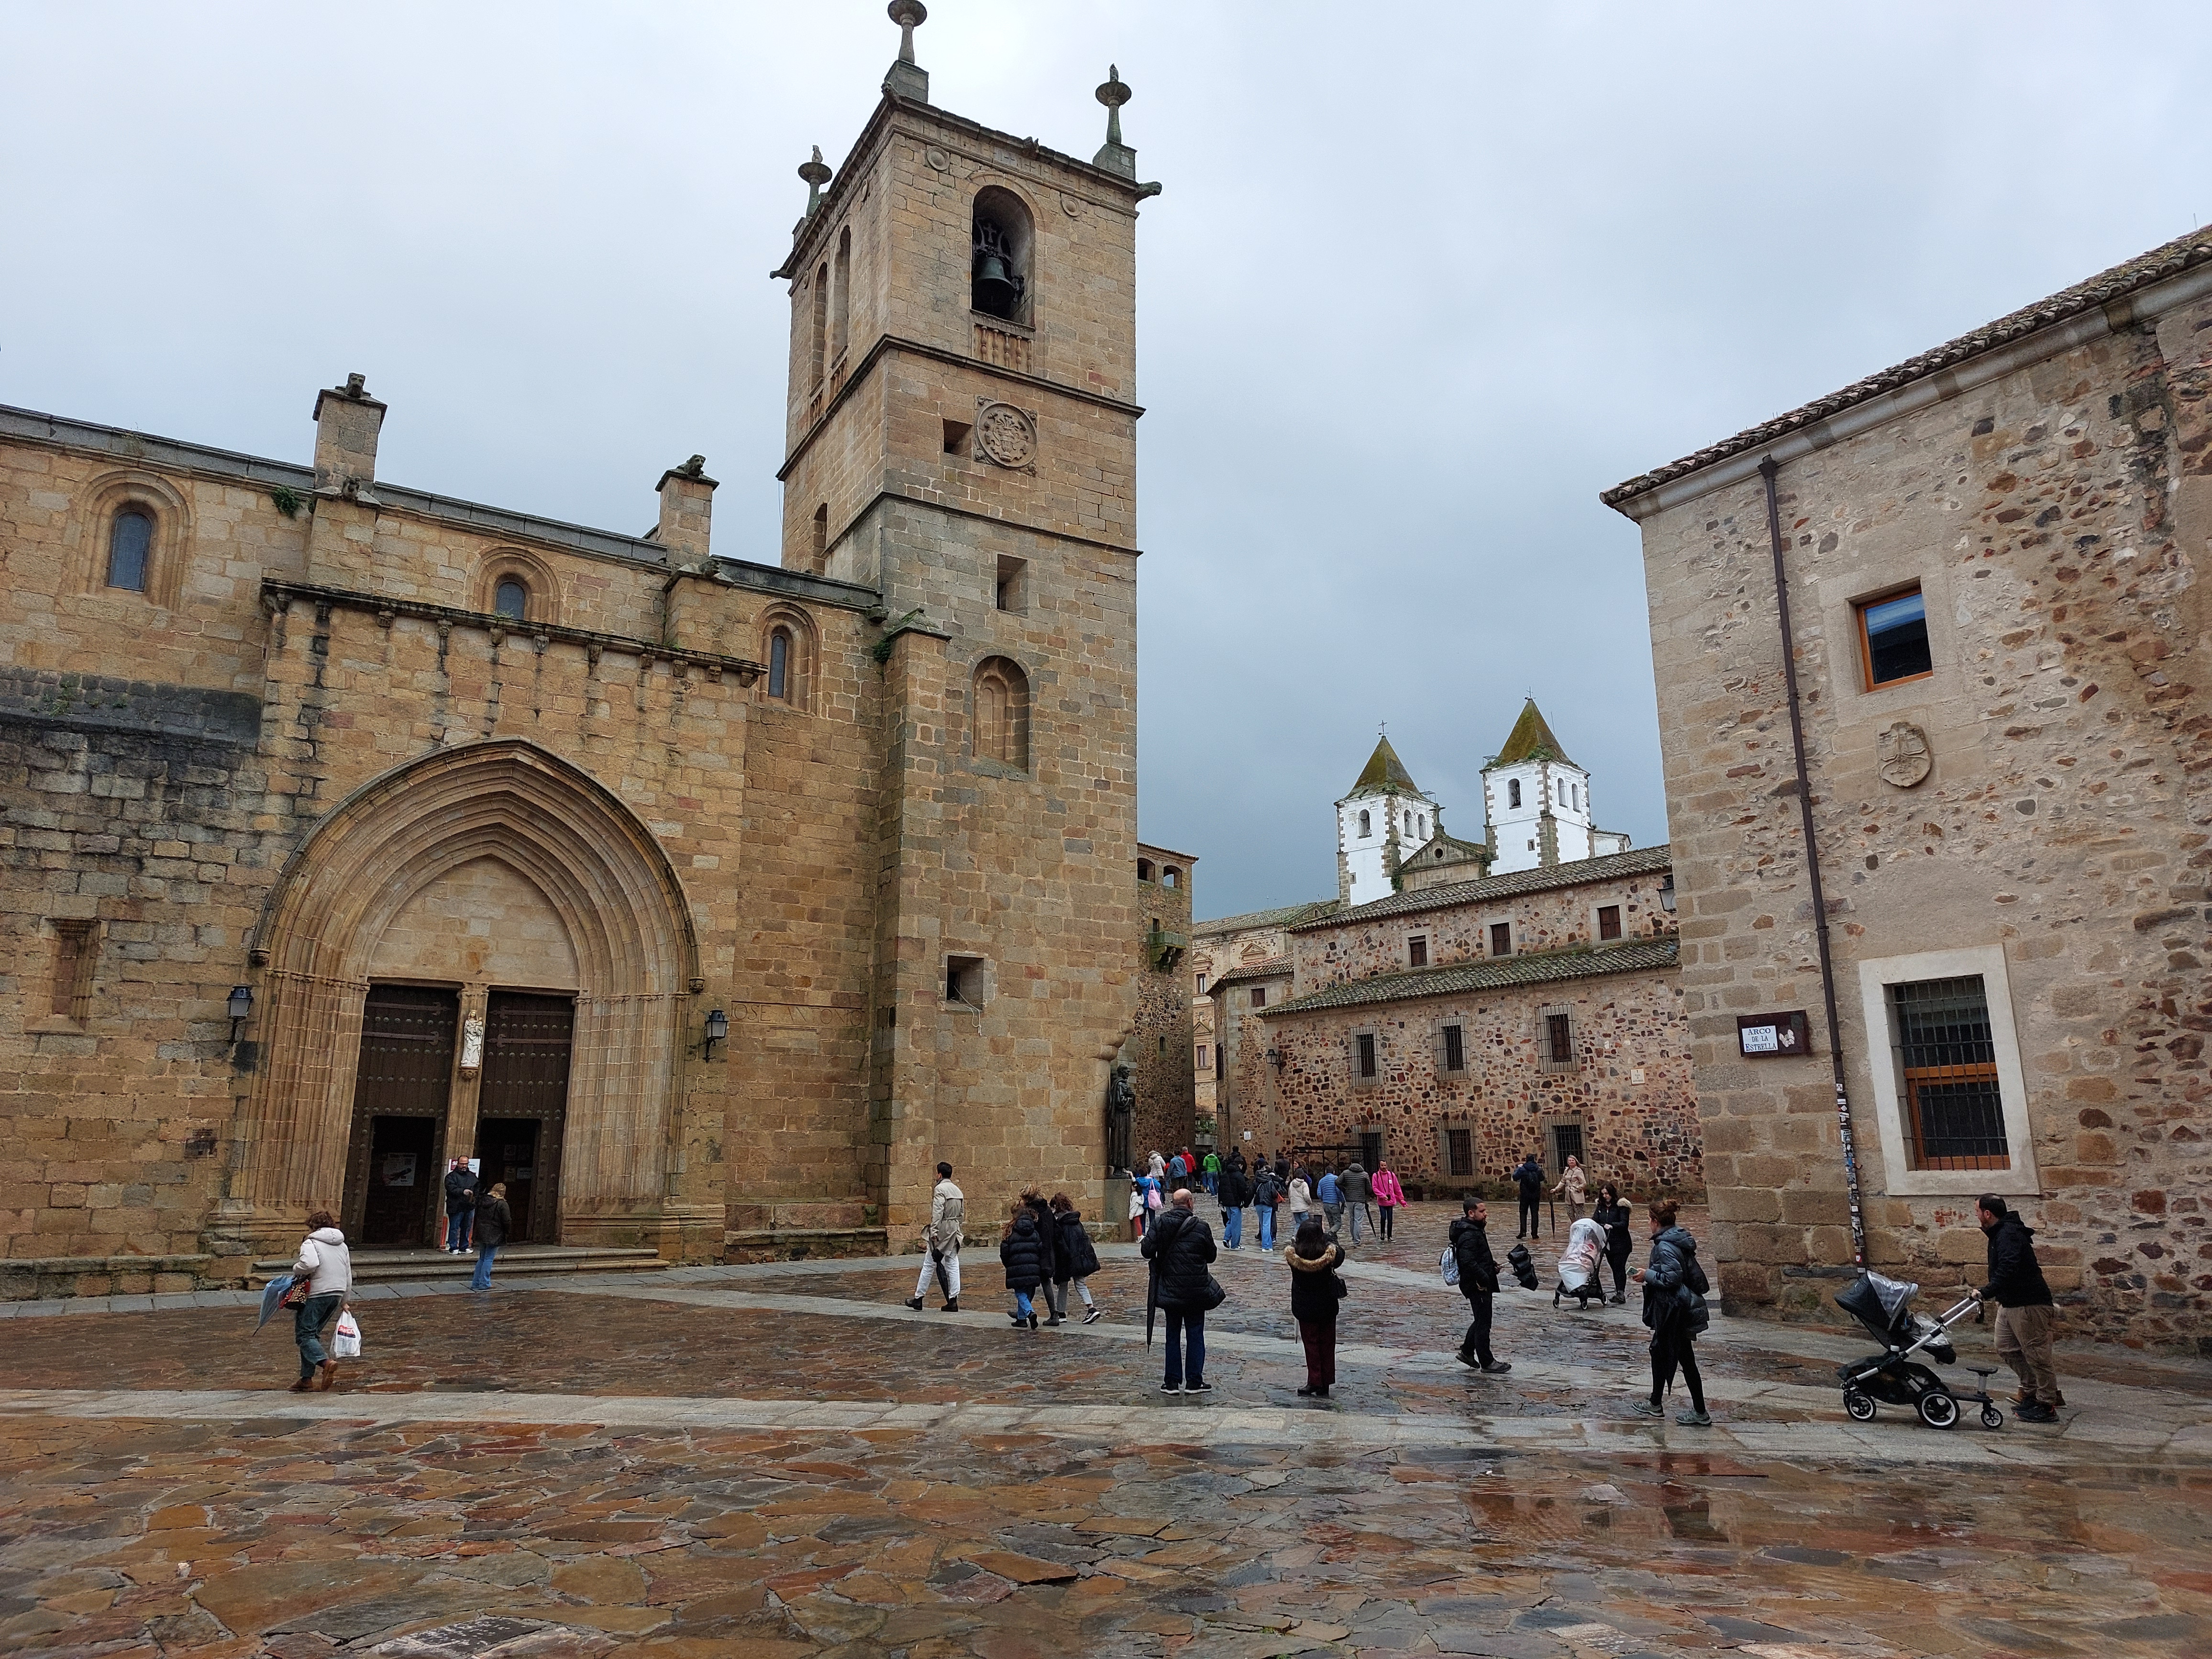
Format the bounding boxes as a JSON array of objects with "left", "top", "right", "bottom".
[
  {"left": 1877, "top": 720, "right": 1932, "bottom": 788},
  {"left": 975, "top": 401, "right": 1036, "bottom": 470}
]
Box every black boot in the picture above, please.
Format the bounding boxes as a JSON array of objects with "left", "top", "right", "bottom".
[
  {"left": 903, "top": 1296, "right": 924, "bottom": 1311},
  {"left": 940, "top": 1297, "right": 960, "bottom": 1312}
]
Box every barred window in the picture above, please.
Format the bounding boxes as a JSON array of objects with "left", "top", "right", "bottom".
[
  {"left": 1546, "top": 1013, "right": 1572, "bottom": 1062},
  {"left": 1442, "top": 1023, "right": 1465, "bottom": 1073},
  {"left": 1356, "top": 1032, "right": 1377, "bottom": 1078},
  {"left": 1890, "top": 975, "right": 2008, "bottom": 1169},
  {"left": 1446, "top": 1127, "right": 1472, "bottom": 1178}
]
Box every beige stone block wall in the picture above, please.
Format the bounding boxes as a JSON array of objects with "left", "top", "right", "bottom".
[{"left": 1631, "top": 292, "right": 2212, "bottom": 1347}]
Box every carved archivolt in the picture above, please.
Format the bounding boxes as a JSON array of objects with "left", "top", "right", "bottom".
[{"left": 238, "top": 740, "right": 698, "bottom": 1240}]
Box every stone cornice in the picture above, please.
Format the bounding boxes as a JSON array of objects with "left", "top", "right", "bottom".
[{"left": 260, "top": 579, "right": 765, "bottom": 685}]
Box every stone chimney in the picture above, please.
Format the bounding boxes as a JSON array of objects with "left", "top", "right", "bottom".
[
  {"left": 311, "top": 372, "right": 386, "bottom": 500},
  {"left": 653, "top": 455, "right": 718, "bottom": 564}
]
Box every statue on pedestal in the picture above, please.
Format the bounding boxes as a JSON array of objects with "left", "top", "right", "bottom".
[{"left": 1105, "top": 1063, "right": 1135, "bottom": 1175}]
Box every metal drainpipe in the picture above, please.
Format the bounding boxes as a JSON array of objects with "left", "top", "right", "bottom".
[{"left": 1758, "top": 456, "right": 1867, "bottom": 1268}]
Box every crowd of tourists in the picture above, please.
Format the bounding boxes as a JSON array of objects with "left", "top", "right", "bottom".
[{"left": 1126, "top": 1147, "right": 1406, "bottom": 1251}]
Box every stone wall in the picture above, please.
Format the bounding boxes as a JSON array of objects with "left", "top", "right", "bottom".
[
  {"left": 1128, "top": 848, "right": 1196, "bottom": 1163},
  {"left": 1620, "top": 256, "right": 2212, "bottom": 1349}
]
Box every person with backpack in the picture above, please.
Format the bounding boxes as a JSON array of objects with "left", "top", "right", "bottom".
[
  {"left": 1593, "top": 1182, "right": 1633, "bottom": 1305},
  {"left": 1283, "top": 1220, "right": 1347, "bottom": 1398},
  {"left": 1632, "top": 1199, "right": 1711, "bottom": 1425},
  {"left": 1216, "top": 1155, "right": 1251, "bottom": 1249},
  {"left": 1340, "top": 1162, "right": 1371, "bottom": 1244},
  {"left": 1371, "top": 1161, "right": 1405, "bottom": 1242},
  {"left": 1448, "top": 1195, "right": 1510, "bottom": 1374},
  {"left": 1141, "top": 1189, "right": 1218, "bottom": 1394},
  {"left": 1252, "top": 1161, "right": 1284, "bottom": 1252},
  {"left": 1510, "top": 1153, "right": 1547, "bottom": 1239},
  {"left": 1047, "top": 1193, "right": 1103, "bottom": 1325},
  {"left": 999, "top": 1202, "right": 1048, "bottom": 1331}
]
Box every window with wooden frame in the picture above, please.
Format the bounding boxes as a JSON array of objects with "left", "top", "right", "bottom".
[
  {"left": 1490, "top": 921, "right": 1512, "bottom": 957},
  {"left": 1597, "top": 904, "right": 1622, "bottom": 941},
  {"left": 50, "top": 919, "right": 97, "bottom": 1022},
  {"left": 1250, "top": 986, "right": 1266, "bottom": 1009},
  {"left": 1408, "top": 935, "right": 1428, "bottom": 968},
  {"left": 1446, "top": 1126, "right": 1473, "bottom": 1178},
  {"left": 1441, "top": 1022, "right": 1466, "bottom": 1073},
  {"left": 1857, "top": 583, "right": 1934, "bottom": 690},
  {"left": 1889, "top": 975, "right": 2009, "bottom": 1169},
  {"left": 1537, "top": 1004, "right": 1575, "bottom": 1072}
]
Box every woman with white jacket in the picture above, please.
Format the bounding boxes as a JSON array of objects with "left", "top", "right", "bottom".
[{"left": 288, "top": 1208, "right": 352, "bottom": 1393}]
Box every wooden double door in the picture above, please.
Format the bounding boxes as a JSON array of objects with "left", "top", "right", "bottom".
[{"left": 343, "top": 986, "right": 575, "bottom": 1247}]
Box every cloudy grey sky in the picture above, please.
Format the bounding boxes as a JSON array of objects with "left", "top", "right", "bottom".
[{"left": 7, "top": 3, "right": 2208, "bottom": 919}]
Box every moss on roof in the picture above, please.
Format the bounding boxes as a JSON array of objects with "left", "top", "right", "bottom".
[
  {"left": 1289, "top": 843, "right": 1671, "bottom": 932},
  {"left": 1193, "top": 899, "right": 1341, "bottom": 937},
  {"left": 1348, "top": 735, "right": 1420, "bottom": 797},
  {"left": 1491, "top": 698, "right": 1572, "bottom": 768},
  {"left": 1262, "top": 937, "right": 1679, "bottom": 1017}
]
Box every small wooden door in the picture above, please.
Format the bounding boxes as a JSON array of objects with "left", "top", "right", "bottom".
[
  {"left": 345, "top": 985, "right": 459, "bottom": 1245},
  {"left": 475, "top": 991, "right": 574, "bottom": 1243}
]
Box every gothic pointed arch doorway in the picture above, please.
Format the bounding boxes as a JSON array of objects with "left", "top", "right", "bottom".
[{"left": 224, "top": 740, "right": 707, "bottom": 1258}]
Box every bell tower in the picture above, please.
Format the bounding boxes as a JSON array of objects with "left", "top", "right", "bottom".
[{"left": 771, "top": 6, "right": 1161, "bottom": 1229}]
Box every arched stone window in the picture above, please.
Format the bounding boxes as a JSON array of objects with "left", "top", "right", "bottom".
[
  {"left": 1137, "top": 858, "right": 1154, "bottom": 882},
  {"left": 1358, "top": 809, "right": 1371, "bottom": 838},
  {"left": 811, "top": 504, "right": 829, "bottom": 569},
  {"left": 494, "top": 578, "right": 528, "bottom": 620},
  {"left": 472, "top": 549, "right": 559, "bottom": 625},
  {"left": 1508, "top": 779, "right": 1522, "bottom": 809},
  {"left": 758, "top": 607, "right": 816, "bottom": 712},
  {"left": 831, "top": 225, "right": 852, "bottom": 366},
  {"left": 811, "top": 261, "right": 829, "bottom": 393},
  {"left": 971, "top": 186, "right": 1033, "bottom": 323},
  {"left": 1163, "top": 867, "right": 1181, "bottom": 888},
  {"left": 106, "top": 509, "right": 154, "bottom": 591},
  {"left": 971, "top": 655, "right": 1029, "bottom": 772}
]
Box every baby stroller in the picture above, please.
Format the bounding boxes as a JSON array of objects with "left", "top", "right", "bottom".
[
  {"left": 1835, "top": 1272, "right": 2002, "bottom": 1430},
  {"left": 1551, "top": 1217, "right": 1609, "bottom": 1310}
]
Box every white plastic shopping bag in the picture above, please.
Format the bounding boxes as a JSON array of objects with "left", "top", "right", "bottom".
[{"left": 332, "top": 1310, "right": 363, "bottom": 1360}]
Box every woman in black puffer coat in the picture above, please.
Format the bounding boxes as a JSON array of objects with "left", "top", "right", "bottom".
[
  {"left": 1283, "top": 1220, "right": 1347, "bottom": 1398},
  {"left": 1000, "top": 1204, "right": 1048, "bottom": 1331},
  {"left": 1593, "top": 1183, "right": 1634, "bottom": 1305},
  {"left": 1632, "top": 1199, "right": 1712, "bottom": 1426},
  {"left": 1048, "top": 1194, "right": 1103, "bottom": 1326}
]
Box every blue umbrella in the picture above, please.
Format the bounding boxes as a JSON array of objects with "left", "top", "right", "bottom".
[{"left": 255, "top": 1274, "right": 297, "bottom": 1333}]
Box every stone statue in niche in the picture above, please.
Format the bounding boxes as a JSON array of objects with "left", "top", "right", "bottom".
[
  {"left": 1105, "top": 1064, "right": 1136, "bottom": 1174},
  {"left": 459, "top": 1013, "right": 486, "bottom": 1074},
  {"left": 1877, "top": 720, "right": 1933, "bottom": 788}
]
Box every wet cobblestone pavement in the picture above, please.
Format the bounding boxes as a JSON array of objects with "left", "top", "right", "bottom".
[{"left": 3, "top": 1206, "right": 2209, "bottom": 1656}]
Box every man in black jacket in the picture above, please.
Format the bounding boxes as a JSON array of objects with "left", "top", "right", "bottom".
[
  {"left": 1217, "top": 1160, "right": 1252, "bottom": 1250},
  {"left": 1510, "top": 1154, "right": 1546, "bottom": 1239},
  {"left": 1449, "top": 1196, "right": 1511, "bottom": 1374},
  {"left": 1141, "top": 1190, "right": 1218, "bottom": 1394},
  {"left": 1976, "top": 1195, "right": 2061, "bottom": 1421}
]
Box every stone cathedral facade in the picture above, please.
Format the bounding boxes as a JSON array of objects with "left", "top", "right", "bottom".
[{"left": 0, "top": 19, "right": 1159, "bottom": 1293}]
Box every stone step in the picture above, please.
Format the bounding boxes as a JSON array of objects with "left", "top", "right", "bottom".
[{"left": 249, "top": 1246, "right": 664, "bottom": 1287}]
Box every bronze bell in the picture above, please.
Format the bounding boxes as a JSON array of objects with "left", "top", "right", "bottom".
[{"left": 973, "top": 251, "right": 1019, "bottom": 317}]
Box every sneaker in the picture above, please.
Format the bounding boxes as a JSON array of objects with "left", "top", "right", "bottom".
[
  {"left": 903, "top": 1296, "right": 924, "bottom": 1311},
  {"left": 1481, "top": 1361, "right": 1512, "bottom": 1374},
  {"left": 1009, "top": 1313, "right": 1027, "bottom": 1326},
  {"left": 940, "top": 1298, "right": 960, "bottom": 1313},
  {"left": 1455, "top": 1350, "right": 1478, "bottom": 1369},
  {"left": 2012, "top": 1388, "right": 2065, "bottom": 1408},
  {"left": 1633, "top": 1400, "right": 1666, "bottom": 1418},
  {"left": 1675, "top": 1409, "right": 1712, "bottom": 1427},
  {"left": 2015, "top": 1402, "right": 2059, "bottom": 1423},
  {"left": 1183, "top": 1381, "right": 1213, "bottom": 1394},
  {"left": 1295, "top": 1385, "right": 1316, "bottom": 1397},
  {"left": 1160, "top": 1382, "right": 1183, "bottom": 1395},
  {"left": 1043, "top": 1314, "right": 1063, "bottom": 1327},
  {"left": 1083, "top": 1306, "right": 1103, "bottom": 1325},
  {"left": 1609, "top": 1293, "right": 1626, "bottom": 1305}
]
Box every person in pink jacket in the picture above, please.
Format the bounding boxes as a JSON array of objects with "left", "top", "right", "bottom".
[{"left": 1371, "top": 1161, "right": 1407, "bottom": 1242}]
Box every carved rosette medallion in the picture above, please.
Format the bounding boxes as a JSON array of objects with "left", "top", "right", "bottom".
[
  {"left": 975, "top": 401, "right": 1037, "bottom": 470},
  {"left": 1877, "top": 720, "right": 1932, "bottom": 788}
]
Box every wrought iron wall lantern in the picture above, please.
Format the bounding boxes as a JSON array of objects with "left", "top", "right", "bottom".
[
  {"left": 226, "top": 984, "right": 253, "bottom": 1042},
  {"left": 1658, "top": 874, "right": 1677, "bottom": 914},
  {"left": 1266, "top": 1048, "right": 1284, "bottom": 1069},
  {"left": 703, "top": 1008, "right": 730, "bottom": 1058}
]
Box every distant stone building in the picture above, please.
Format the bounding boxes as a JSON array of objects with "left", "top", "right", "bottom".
[
  {"left": 1606, "top": 229, "right": 2212, "bottom": 1349},
  {"left": 1128, "top": 845, "right": 1197, "bottom": 1163},
  {"left": 0, "top": 18, "right": 1162, "bottom": 1294},
  {"left": 1198, "top": 733, "right": 1699, "bottom": 1195}
]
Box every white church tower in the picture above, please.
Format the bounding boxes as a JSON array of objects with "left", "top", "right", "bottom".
[
  {"left": 1482, "top": 698, "right": 1629, "bottom": 874},
  {"left": 1336, "top": 735, "right": 1442, "bottom": 907}
]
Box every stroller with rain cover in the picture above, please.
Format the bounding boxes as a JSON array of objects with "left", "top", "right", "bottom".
[{"left": 1835, "top": 1271, "right": 2002, "bottom": 1430}]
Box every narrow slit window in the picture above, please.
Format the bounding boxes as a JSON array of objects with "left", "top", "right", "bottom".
[
  {"left": 1890, "top": 974, "right": 2008, "bottom": 1169},
  {"left": 811, "top": 504, "right": 829, "bottom": 564},
  {"left": 1597, "top": 905, "right": 1622, "bottom": 941},
  {"left": 1546, "top": 1012, "right": 1573, "bottom": 1063},
  {"left": 50, "top": 920, "right": 96, "bottom": 1021},
  {"left": 768, "top": 629, "right": 791, "bottom": 700},
  {"left": 1196, "top": 1045, "right": 1208, "bottom": 1070},
  {"left": 1356, "top": 1033, "right": 1377, "bottom": 1078},
  {"left": 1859, "top": 585, "right": 1933, "bottom": 688},
  {"left": 1442, "top": 1023, "right": 1465, "bottom": 1073},
  {"left": 1508, "top": 779, "right": 1521, "bottom": 809},
  {"left": 107, "top": 509, "right": 153, "bottom": 592},
  {"left": 1446, "top": 1127, "right": 1472, "bottom": 1178},
  {"left": 1358, "top": 809, "right": 1371, "bottom": 838}
]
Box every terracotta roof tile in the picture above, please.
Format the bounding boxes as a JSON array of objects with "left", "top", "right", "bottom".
[
  {"left": 1194, "top": 899, "right": 1341, "bottom": 937},
  {"left": 1205, "top": 958, "right": 1293, "bottom": 993},
  {"left": 1262, "top": 937, "right": 1679, "bottom": 1017},
  {"left": 1287, "top": 844, "right": 1672, "bottom": 932}
]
